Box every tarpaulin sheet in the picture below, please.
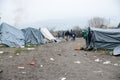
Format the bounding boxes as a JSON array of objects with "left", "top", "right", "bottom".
[
  {"left": 22, "top": 27, "right": 44, "bottom": 45},
  {"left": 90, "top": 27, "right": 120, "bottom": 49},
  {"left": 0, "top": 23, "right": 25, "bottom": 47}
]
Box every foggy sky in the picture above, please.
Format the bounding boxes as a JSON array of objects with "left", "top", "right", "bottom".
[{"left": 0, "top": 0, "right": 120, "bottom": 30}]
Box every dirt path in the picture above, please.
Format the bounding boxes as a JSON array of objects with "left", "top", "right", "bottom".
[{"left": 0, "top": 38, "right": 120, "bottom": 80}]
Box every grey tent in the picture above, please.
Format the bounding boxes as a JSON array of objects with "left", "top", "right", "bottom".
[
  {"left": 117, "top": 23, "right": 120, "bottom": 28},
  {"left": 22, "top": 27, "right": 44, "bottom": 45},
  {"left": 113, "top": 45, "right": 120, "bottom": 55},
  {"left": 88, "top": 27, "right": 120, "bottom": 49},
  {"left": 0, "top": 23, "right": 25, "bottom": 47}
]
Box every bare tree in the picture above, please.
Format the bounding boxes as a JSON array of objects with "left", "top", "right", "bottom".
[
  {"left": 88, "top": 17, "right": 108, "bottom": 28},
  {"left": 71, "top": 26, "right": 82, "bottom": 37}
]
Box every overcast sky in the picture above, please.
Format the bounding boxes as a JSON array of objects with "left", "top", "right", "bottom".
[{"left": 0, "top": 0, "right": 120, "bottom": 30}]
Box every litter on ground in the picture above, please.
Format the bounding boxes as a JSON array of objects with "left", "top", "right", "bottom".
[
  {"left": 29, "top": 61, "right": 36, "bottom": 65},
  {"left": 27, "top": 48, "right": 35, "bottom": 50},
  {"left": 113, "top": 63, "right": 119, "bottom": 66},
  {"left": 93, "top": 70, "right": 102, "bottom": 73},
  {"left": 21, "top": 72, "right": 26, "bottom": 74},
  {"left": 50, "top": 58, "right": 55, "bottom": 61},
  {"left": 74, "top": 46, "right": 84, "bottom": 51},
  {"left": 103, "top": 61, "right": 111, "bottom": 64},
  {"left": 60, "top": 77, "right": 66, "bottom": 80},
  {"left": 16, "top": 53, "right": 20, "bottom": 56},
  {"left": 0, "top": 69, "right": 3, "bottom": 73},
  {"left": 74, "top": 61, "right": 81, "bottom": 64},
  {"left": 9, "top": 56, "right": 13, "bottom": 58},
  {"left": 0, "top": 51, "right": 4, "bottom": 54},
  {"left": 40, "top": 65, "right": 43, "bottom": 67},
  {"left": 18, "top": 67, "right": 25, "bottom": 69},
  {"left": 94, "top": 58, "right": 102, "bottom": 62}
]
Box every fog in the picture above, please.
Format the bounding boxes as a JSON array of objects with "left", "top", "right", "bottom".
[{"left": 0, "top": 0, "right": 120, "bottom": 30}]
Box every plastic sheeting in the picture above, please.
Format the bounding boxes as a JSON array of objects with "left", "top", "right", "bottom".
[
  {"left": 90, "top": 27, "right": 120, "bottom": 49},
  {"left": 40, "top": 27, "right": 56, "bottom": 41},
  {"left": 0, "top": 23, "right": 25, "bottom": 47},
  {"left": 113, "top": 45, "right": 120, "bottom": 55},
  {"left": 22, "top": 27, "right": 44, "bottom": 45}
]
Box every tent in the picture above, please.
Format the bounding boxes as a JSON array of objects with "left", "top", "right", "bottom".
[
  {"left": 40, "top": 27, "right": 56, "bottom": 41},
  {"left": 117, "top": 23, "right": 120, "bottom": 28},
  {"left": 0, "top": 23, "right": 25, "bottom": 47},
  {"left": 113, "top": 45, "right": 120, "bottom": 55},
  {"left": 22, "top": 27, "right": 44, "bottom": 45},
  {"left": 88, "top": 27, "right": 120, "bottom": 49}
]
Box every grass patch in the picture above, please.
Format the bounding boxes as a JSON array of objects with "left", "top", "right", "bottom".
[
  {"left": 25, "top": 44, "right": 39, "bottom": 48},
  {"left": 14, "top": 49, "right": 22, "bottom": 55}
]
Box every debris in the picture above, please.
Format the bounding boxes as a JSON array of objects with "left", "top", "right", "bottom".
[
  {"left": 56, "top": 39, "right": 62, "bottom": 43},
  {"left": 27, "top": 48, "right": 35, "bottom": 50},
  {"left": 40, "top": 65, "right": 43, "bottom": 67},
  {"left": 16, "top": 53, "right": 20, "bottom": 56},
  {"left": 29, "top": 61, "right": 35, "bottom": 65},
  {"left": 73, "top": 54, "right": 77, "bottom": 56},
  {"left": 74, "top": 61, "right": 81, "bottom": 64},
  {"left": 57, "top": 54, "right": 61, "bottom": 56},
  {"left": 21, "top": 46, "right": 25, "bottom": 48},
  {"left": 93, "top": 70, "right": 102, "bottom": 73},
  {"left": 61, "top": 77, "right": 66, "bottom": 80},
  {"left": 113, "top": 63, "right": 119, "bottom": 66},
  {"left": 74, "top": 46, "right": 84, "bottom": 51},
  {"left": 9, "top": 56, "right": 13, "bottom": 58},
  {"left": 108, "top": 51, "right": 113, "bottom": 55},
  {"left": 113, "top": 45, "right": 120, "bottom": 56},
  {"left": 64, "top": 36, "right": 68, "bottom": 41},
  {"left": 21, "top": 72, "right": 26, "bottom": 74},
  {"left": 0, "top": 51, "right": 4, "bottom": 54},
  {"left": 50, "top": 58, "right": 54, "bottom": 61},
  {"left": 0, "top": 70, "right": 3, "bottom": 73},
  {"left": 94, "top": 58, "right": 102, "bottom": 62},
  {"left": 103, "top": 61, "right": 111, "bottom": 64},
  {"left": 18, "top": 67, "right": 25, "bottom": 69}
]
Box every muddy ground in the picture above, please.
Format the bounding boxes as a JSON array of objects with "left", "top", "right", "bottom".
[{"left": 0, "top": 38, "right": 120, "bottom": 80}]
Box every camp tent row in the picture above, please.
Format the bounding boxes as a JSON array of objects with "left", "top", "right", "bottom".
[
  {"left": 87, "top": 27, "right": 120, "bottom": 50},
  {"left": 0, "top": 23, "right": 25, "bottom": 47},
  {"left": 0, "top": 23, "right": 56, "bottom": 47},
  {"left": 22, "top": 27, "right": 44, "bottom": 45},
  {"left": 87, "top": 27, "right": 120, "bottom": 55}
]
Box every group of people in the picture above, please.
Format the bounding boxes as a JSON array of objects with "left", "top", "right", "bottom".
[
  {"left": 64, "top": 30, "right": 76, "bottom": 41},
  {"left": 57, "top": 30, "right": 76, "bottom": 41}
]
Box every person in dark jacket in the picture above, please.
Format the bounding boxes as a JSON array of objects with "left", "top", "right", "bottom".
[
  {"left": 65, "top": 31, "right": 70, "bottom": 41},
  {"left": 72, "top": 33, "right": 76, "bottom": 41}
]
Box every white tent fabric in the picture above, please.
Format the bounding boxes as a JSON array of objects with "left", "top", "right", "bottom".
[
  {"left": 40, "top": 27, "right": 56, "bottom": 41},
  {"left": 113, "top": 45, "right": 120, "bottom": 56}
]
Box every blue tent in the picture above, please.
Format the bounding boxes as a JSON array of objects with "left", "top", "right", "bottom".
[
  {"left": 22, "top": 27, "right": 44, "bottom": 45},
  {"left": 0, "top": 23, "right": 25, "bottom": 47}
]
